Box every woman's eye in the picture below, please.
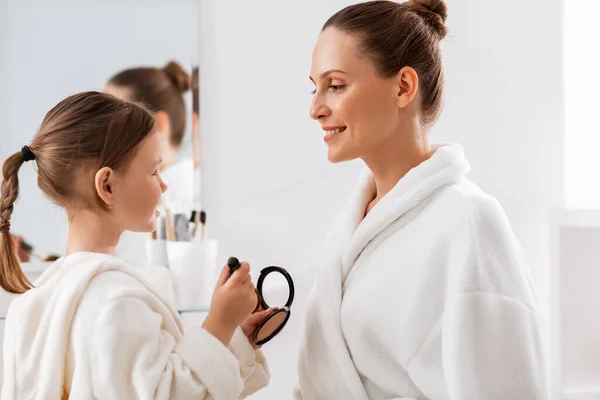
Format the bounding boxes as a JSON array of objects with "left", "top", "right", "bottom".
[{"left": 310, "top": 83, "right": 345, "bottom": 95}]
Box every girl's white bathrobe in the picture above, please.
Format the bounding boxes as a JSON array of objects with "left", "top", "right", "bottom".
[
  {"left": 2, "top": 252, "right": 269, "bottom": 399},
  {"left": 297, "top": 143, "right": 549, "bottom": 400}
]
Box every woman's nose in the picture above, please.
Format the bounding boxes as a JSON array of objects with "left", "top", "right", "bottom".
[{"left": 309, "top": 94, "right": 330, "bottom": 120}]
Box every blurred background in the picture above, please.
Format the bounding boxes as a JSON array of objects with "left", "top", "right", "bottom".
[{"left": 1, "top": 0, "right": 599, "bottom": 398}]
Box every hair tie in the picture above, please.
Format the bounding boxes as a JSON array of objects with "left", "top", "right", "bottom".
[
  {"left": 0, "top": 221, "right": 10, "bottom": 233},
  {"left": 21, "top": 146, "right": 35, "bottom": 162}
]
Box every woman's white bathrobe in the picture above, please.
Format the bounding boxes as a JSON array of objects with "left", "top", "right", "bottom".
[
  {"left": 2, "top": 252, "right": 269, "bottom": 399},
  {"left": 297, "top": 143, "right": 549, "bottom": 400}
]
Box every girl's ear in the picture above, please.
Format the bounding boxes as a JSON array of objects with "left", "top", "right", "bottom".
[{"left": 94, "top": 166, "right": 115, "bottom": 208}]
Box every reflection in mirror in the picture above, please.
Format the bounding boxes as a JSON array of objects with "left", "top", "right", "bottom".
[
  {"left": 261, "top": 270, "right": 291, "bottom": 308},
  {"left": 0, "top": 0, "right": 201, "bottom": 263},
  {"left": 191, "top": 65, "right": 201, "bottom": 198},
  {"left": 190, "top": 64, "right": 204, "bottom": 239}
]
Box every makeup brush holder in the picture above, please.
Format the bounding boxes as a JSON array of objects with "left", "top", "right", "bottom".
[
  {"left": 144, "top": 239, "right": 175, "bottom": 304},
  {"left": 146, "top": 238, "right": 168, "bottom": 266},
  {"left": 166, "top": 238, "right": 218, "bottom": 310}
]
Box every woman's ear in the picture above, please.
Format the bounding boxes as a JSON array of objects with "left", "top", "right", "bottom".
[
  {"left": 154, "top": 110, "right": 171, "bottom": 139},
  {"left": 395, "top": 66, "right": 419, "bottom": 109},
  {"left": 94, "top": 167, "right": 115, "bottom": 208}
]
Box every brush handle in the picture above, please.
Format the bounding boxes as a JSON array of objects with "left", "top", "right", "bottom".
[
  {"left": 164, "top": 208, "right": 176, "bottom": 241},
  {"left": 227, "top": 257, "right": 240, "bottom": 273},
  {"left": 191, "top": 210, "right": 201, "bottom": 238}
]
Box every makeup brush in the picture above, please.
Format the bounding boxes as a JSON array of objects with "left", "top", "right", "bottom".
[
  {"left": 19, "top": 239, "right": 61, "bottom": 262},
  {"left": 161, "top": 196, "right": 176, "bottom": 241},
  {"left": 227, "top": 256, "right": 240, "bottom": 273},
  {"left": 227, "top": 256, "right": 261, "bottom": 312},
  {"left": 191, "top": 209, "right": 201, "bottom": 238},
  {"left": 200, "top": 211, "right": 207, "bottom": 240},
  {"left": 164, "top": 208, "right": 176, "bottom": 241}
]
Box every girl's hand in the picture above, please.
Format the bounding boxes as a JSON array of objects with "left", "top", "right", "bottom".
[
  {"left": 202, "top": 262, "right": 257, "bottom": 346},
  {"left": 241, "top": 307, "right": 277, "bottom": 349}
]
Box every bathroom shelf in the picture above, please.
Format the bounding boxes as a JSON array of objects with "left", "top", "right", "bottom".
[
  {"left": 0, "top": 308, "right": 209, "bottom": 321},
  {"left": 551, "top": 208, "right": 600, "bottom": 228},
  {"left": 562, "top": 388, "right": 600, "bottom": 400},
  {"left": 177, "top": 307, "right": 209, "bottom": 314},
  {"left": 550, "top": 208, "right": 600, "bottom": 400}
]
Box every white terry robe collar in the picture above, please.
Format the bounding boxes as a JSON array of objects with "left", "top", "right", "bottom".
[{"left": 298, "top": 143, "right": 471, "bottom": 400}]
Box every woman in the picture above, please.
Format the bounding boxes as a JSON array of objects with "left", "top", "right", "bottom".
[
  {"left": 0, "top": 92, "right": 270, "bottom": 399},
  {"left": 297, "top": 1, "right": 549, "bottom": 399},
  {"left": 105, "top": 60, "right": 197, "bottom": 209},
  {"left": 105, "top": 61, "right": 199, "bottom": 266}
]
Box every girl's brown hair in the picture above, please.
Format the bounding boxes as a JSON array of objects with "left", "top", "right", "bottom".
[{"left": 0, "top": 91, "right": 155, "bottom": 294}]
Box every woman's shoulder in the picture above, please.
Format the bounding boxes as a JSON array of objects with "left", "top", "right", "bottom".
[
  {"left": 439, "top": 179, "right": 510, "bottom": 230},
  {"left": 420, "top": 179, "right": 519, "bottom": 256}
]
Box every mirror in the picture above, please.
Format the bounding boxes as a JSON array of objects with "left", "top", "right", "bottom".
[
  {"left": 0, "top": 0, "right": 202, "bottom": 264},
  {"left": 260, "top": 269, "right": 292, "bottom": 308}
]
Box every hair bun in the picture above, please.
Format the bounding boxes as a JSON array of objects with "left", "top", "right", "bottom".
[
  {"left": 162, "top": 61, "right": 190, "bottom": 92},
  {"left": 407, "top": 0, "right": 448, "bottom": 40}
]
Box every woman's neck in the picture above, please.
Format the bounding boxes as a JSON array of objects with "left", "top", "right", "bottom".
[
  {"left": 65, "top": 210, "right": 121, "bottom": 257},
  {"left": 362, "top": 123, "right": 433, "bottom": 215}
]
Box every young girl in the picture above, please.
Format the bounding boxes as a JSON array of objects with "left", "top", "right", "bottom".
[
  {"left": 297, "top": 0, "right": 549, "bottom": 399},
  {"left": 105, "top": 61, "right": 196, "bottom": 210},
  {"left": 0, "top": 91, "right": 270, "bottom": 399},
  {"left": 104, "top": 61, "right": 198, "bottom": 267}
]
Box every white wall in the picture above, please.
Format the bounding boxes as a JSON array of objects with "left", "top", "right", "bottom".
[
  {"left": 564, "top": 0, "right": 600, "bottom": 208},
  {"left": 198, "top": 1, "right": 564, "bottom": 398},
  {"left": 0, "top": 1, "right": 7, "bottom": 157},
  {"left": 197, "top": 3, "right": 362, "bottom": 398},
  {"left": 0, "top": 0, "right": 198, "bottom": 254}
]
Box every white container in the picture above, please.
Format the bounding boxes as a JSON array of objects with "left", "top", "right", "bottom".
[
  {"left": 167, "top": 238, "right": 218, "bottom": 310},
  {"left": 146, "top": 239, "right": 169, "bottom": 267},
  {"left": 142, "top": 239, "right": 175, "bottom": 303}
]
